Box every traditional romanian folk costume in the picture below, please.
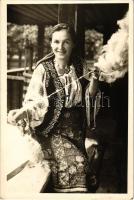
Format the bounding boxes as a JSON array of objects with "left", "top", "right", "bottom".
[{"left": 23, "top": 53, "right": 101, "bottom": 192}]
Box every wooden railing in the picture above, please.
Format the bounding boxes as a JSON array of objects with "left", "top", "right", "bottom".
[{"left": 7, "top": 67, "right": 34, "bottom": 111}]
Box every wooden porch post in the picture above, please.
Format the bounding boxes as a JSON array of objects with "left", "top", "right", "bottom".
[
  {"left": 58, "top": 4, "right": 76, "bottom": 26},
  {"left": 37, "top": 25, "right": 44, "bottom": 60},
  {"left": 75, "top": 5, "right": 85, "bottom": 58},
  {"left": 24, "top": 37, "right": 33, "bottom": 72}
]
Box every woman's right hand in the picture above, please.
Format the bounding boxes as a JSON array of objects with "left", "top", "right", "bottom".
[{"left": 7, "top": 108, "right": 27, "bottom": 125}]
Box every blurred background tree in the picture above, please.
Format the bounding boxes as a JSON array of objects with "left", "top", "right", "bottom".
[
  {"left": 7, "top": 23, "right": 38, "bottom": 69},
  {"left": 85, "top": 29, "right": 103, "bottom": 61}
]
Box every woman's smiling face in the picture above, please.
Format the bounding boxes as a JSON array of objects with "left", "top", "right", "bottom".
[{"left": 51, "top": 29, "right": 74, "bottom": 62}]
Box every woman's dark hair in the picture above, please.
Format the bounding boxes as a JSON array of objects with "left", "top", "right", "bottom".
[{"left": 50, "top": 23, "right": 77, "bottom": 45}]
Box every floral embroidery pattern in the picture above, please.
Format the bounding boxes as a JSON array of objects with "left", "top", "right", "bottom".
[{"left": 50, "top": 132, "right": 89, "bottom": 189}]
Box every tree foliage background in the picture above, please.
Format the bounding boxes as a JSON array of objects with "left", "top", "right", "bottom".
[{"left": 7, "top": 23, "right": 103, "bottom": 69}]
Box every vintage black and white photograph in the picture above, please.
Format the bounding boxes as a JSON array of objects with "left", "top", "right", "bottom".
[{"left": 0, "top": 0, "right": 133, "bottom": 199}]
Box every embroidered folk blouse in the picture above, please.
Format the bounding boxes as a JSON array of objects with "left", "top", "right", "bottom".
[{"left": 23, "top": 63, "right": 84, "bottom": 128}]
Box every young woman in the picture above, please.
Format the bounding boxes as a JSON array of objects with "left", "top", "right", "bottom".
[{"left": 8, "top": 23, "right": 101, "bottom": 193}]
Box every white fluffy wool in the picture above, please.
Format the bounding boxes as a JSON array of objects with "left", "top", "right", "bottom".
[
  {"left": 23, "top": 133, "right": 48, "bottom": 168},
  {"left": 17, "top": 126, "right": 47, "bottom": 166},
  {"left": 94, "top": 11, "right": 128, "bottom": 83},
  {"left": 7, "top": 124, "right": 49, "bottom": 171}
]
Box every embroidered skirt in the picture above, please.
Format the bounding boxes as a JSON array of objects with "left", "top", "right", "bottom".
[{"left": 36, "top": 107, "right": 90, "bottom": 192}]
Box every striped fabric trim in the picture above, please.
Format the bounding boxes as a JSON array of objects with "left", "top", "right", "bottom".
[{"left": 54, "top": 187, "right": 88, "bottom": 193}]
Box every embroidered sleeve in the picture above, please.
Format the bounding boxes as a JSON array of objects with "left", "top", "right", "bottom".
[
  {"left": 23, "top": 64, "right": 49, "bottom": 128},
  {"left": 83, "top": 59, "right": 101, "bottom": 128}
]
